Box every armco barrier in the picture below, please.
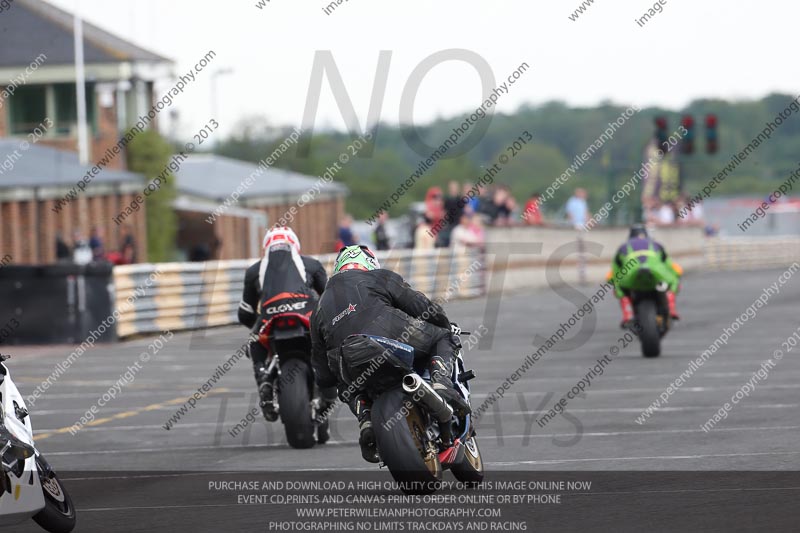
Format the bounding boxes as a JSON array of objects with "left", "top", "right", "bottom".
[
  {"left": 107, "top": 233, "right": 800, "bottom": 339},
  {"left": 114, "top": 248, "right": 484, "bottom": 338},
  {"left": 704, "top": 236, "right": 800, "bottom": 271}
]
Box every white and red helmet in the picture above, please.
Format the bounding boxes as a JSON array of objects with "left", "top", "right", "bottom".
[{"left": 262, "top": 226, "right": 300, "bottom": 255}]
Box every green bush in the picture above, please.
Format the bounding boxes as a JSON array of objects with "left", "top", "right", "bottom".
[{"left": 126, "top": 130, "right": 177, "bottom": 262}]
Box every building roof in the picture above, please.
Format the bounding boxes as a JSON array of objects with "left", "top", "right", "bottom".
[
  {"left": 174, "top": 155, "right": 348, "bottom": 202},
  {"left": 0, "top": 0, "right": 171, "bottom": 68},
  {"left": 0, "top": 140, "right": 142, "bottom": 187},
  {"left": 0, "top": 143, "right": 346, "bottom": 204}
]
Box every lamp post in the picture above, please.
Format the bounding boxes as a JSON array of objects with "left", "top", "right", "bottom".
[
  {"left": 210, "top": 68, "right": 233, "bottom": 149},
  {"left": 73, "top": 0, "right": 89, "bottom": 165},
  {"left": 73, "top": 0, "right": 90, "bottom": 234}
]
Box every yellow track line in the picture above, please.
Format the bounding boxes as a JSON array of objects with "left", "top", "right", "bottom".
[{"left": 35, "top": 388, "right": 231, "bottom": 441}]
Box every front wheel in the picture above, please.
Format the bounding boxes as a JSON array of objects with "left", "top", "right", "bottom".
[
  {"left": 635, "top": 298, "right": 661, "bottom": 358},
  {"left": 32, "top": 456, "right": 76, "bottom": 533},
  {"left": 372, "top": 388, "right": 442, "bottom": 495},
  {"left": 278, "top": 358, "right": 316, "bottom": 449}
]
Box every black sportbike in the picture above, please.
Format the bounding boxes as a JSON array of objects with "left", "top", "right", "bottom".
[{"left": 339, "top": 328, "right": 484, "bottom": 494}]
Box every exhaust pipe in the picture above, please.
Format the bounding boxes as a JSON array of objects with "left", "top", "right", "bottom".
[{"left": 402, "top": 374, "right": 453, "bottom": 424}]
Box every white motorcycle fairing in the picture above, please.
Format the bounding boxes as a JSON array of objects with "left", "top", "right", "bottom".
[{"left": 0, "top": 362, "right": 46, "bottom": 526}]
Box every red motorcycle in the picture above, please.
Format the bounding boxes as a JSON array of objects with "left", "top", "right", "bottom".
[{"left": 256, "top": 293, "right": 327, "bottom": 449}]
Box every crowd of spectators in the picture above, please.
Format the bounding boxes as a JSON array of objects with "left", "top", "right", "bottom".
[
  {"left": 56, "top": 225, "right": 137, "bottom": 265},
  {"left": 356, "top": 181, "right": 568, "bottom": 252},
  {"left": 338, "top": 181, "right": 711, "bottom": 254},
  {"left": 409, "top": 180, "right": 548, "bottom": 251},
  {"left": 644, "top": 193, "right": 706, "bottom": 228}
]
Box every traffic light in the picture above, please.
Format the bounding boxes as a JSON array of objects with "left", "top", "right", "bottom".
[
  {"left": 705, "top": 114, "right": 718, "bottom": 154},
  {"left": 654, "top": 116, "right": 668, "bottom": 152},
  {"left": 680, "top": 115, "right": 695, "bottom": 154}
]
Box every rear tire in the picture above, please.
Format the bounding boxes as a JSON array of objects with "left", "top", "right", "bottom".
[
  {"left": 372, "top": 388, "right": 442, "bottom": 495},
  {"left": 451, "top": 433, "right": 484, "bottom": 486},
  {"left": 635, "top": 299, "right": 661, "bottom": 358},
  {"left": 278, "top": 359, "right": 316, "bottom": 449},
  {"left": 32, "top": 457, "right": 76, "bottom": 533}
]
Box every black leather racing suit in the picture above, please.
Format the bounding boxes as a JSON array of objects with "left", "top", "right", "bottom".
[
  {"left": 238, "top": 249, "right": 327, "bottom": 379},
  {"left": 310, "top": 268, "right": 457, "bottom": 414}
]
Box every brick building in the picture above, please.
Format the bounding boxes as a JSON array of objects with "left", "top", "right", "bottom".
[
  {"left": 0, "top": 0, "right": 173, "bottom": 163},
  {"left": 0, "top": 140, "right": 147, "bottom": 263},
  {"left": 0, "top": 0, "right": 172, "bottom": 263},
  {"left": 0, "top": 0, "right": 348, "bottom": 263},
  {"left": 174, "top": 155, "right": 347, "bottom": 259}
]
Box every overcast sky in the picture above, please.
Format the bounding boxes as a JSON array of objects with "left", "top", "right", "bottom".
[{"left": 50, "top": 0, "right": 798, "bottom": 141}]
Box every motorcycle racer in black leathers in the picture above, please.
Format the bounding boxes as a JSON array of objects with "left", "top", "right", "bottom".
[
  {"left": 238, "top": 227, "right": 332, "bottom": 431},
  {"left": 310, "top": 245, "right": 468, "bottom": 462}
]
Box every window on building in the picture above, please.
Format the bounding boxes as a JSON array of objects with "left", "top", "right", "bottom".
[
  {"left": 8, "top": 85, "right": 46, "bottom": 135},
  {"left": 8, "top": 83, "right": 96, "bottom": 136},
  {"left": 53, "top": 83, "right": 96, "bottom": 135}
]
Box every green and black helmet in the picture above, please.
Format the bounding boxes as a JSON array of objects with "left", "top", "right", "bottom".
[{"left": 333, "top": 245, "right": 381, "bottom": 274}]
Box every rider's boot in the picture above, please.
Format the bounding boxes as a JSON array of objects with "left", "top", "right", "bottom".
[
  {"left": 667, "top": 291, "right": 680, "bottom": 320},
  {"left": 316, "top": 386, "right": 336, "bottom": 444},
  {"left": 619, "top": 296, "right": 634, "bottom": 328},
  {"left": 254, "top": 363, "right": 278, "bottom": 422},
  {"left": 429, "top": 355, "right": 470, "bottom": 416},
  {"left": 317, "top": 419, "right": 330, "bottom": 445},
  {"left": 350, "top": 394, "right": 379, "bottom": 463}
]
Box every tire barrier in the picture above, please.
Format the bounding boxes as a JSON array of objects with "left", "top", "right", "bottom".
[{"left": 113, "top": 248, "right": 485, "bottom": 339}]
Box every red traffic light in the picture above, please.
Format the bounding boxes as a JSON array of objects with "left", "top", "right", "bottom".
[
  {"left": 680, "top": 115, "right": 695, "bottom": 154},
  {"left": 705, "top": 114, "right": 718, "bottom": 154}
]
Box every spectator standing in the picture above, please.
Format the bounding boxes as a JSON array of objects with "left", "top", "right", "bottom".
[
  {"left": 565, "top": 188, "right": 589, "bottom": 229},
  {"left": 504, "top": 194, "right": 519, "bottom": 224},
  {"left": 438, "top": 181, "right": 464, "bottom": 247},
  {"left": 425, "top": 187, "right": 445, "bottom": 229},
  {"left": 644, "top": 198, "right": 660, "bottom": 226},
  {"left": 677, "top": 193, "right": 704, "bottom": 227},
  {"left": 463, "top": 182, "right": 484, "bottom": 214},
  {"left": 89, "top": 226, "right": 106, "bottom": 262},
  {"left": 338, "top": 214, "right": 358, "bottom": 248},
  {"left": 450, "top": 213, "right": 480, "bottom": 253},
  {"left": 523, "top": 192, "right": 544, "bottom": 225},
  {"left": 72, "top": 231, "right": 92, "bottom": 265},
  {"left": 120, "top": 225, "right": 137, "bottom": 264},
  {"left": 469, "top": 213, "right": 486, "bottom": 252},
  {"left": 190, "top": 243, "right": 211, "bottom": 262},
  {"left": 55, "top": 232, "right": 71, "bottom": 262},
  {"left": 565, "top": 188, "right": 589, "bottom": 285},
  {"left": 373, "top": 211, "right": 390, "bottom": 250},
  {"left": 414, "top": 216, "right": 436, "bottom": 250},
  {"left": 482, "top": 186, "right": 512, "bottom": 225},
  {"left": 656, "top": 200, "right": 676, "bottom": 226}
]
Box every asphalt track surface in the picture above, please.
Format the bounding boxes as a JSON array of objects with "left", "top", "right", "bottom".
[{"left": 10, "top": 267, "right": 800, "bottom": 532}]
